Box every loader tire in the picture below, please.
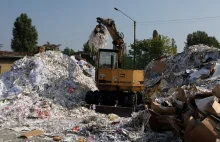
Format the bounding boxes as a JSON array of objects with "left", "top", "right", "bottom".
[
  {"left": 93, "top": 90, "right": 100, "bottom": 105},
  {"left": 85, "top": 91, "right": 93, "bottom": 104},
  {"left": 123, "top": 95, "right": 129, "bottom": 107},
  {"left": 137, "top": 92, "right": 143, "bottom": 105},
  {"left": 129, "top": 93, "right": 136, "bottom": 108}
]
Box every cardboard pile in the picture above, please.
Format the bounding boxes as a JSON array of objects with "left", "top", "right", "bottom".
[
  {"left": 147, "top": 86, "right": 220, "bottom": 142},
  {"left": 144, "top": 44, "right": 220, "bottom": 142}
]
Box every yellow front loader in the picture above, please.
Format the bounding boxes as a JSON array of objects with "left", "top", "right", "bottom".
[{"left": 85, "top": 17, "right": 144, "bottom": 116}]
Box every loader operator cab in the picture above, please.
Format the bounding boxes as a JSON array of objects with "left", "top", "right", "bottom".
[{"left": 98, "top": 49, "right": 118, "bottom": 69}]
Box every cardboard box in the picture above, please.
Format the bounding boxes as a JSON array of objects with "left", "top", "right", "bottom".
[
  {"left": 184, "top": 117, "right": 220, "bottom": 142},
  {"left": 178, "top": 88, "right": 187, "bottom": 102},
  {"left": 151, "top": 102, "right": 177, "bottom": 115},
  {"left": 213, "top": 84, "right": 220, "bottom": 100},
  {"left": 24, "top": 129, "right": 44, "bottom": 138},
  {"left": 148, "top": 109, "right": 173, "bottom": 132},
  {"left": 207, "top": 100, "right": 220, "bottom": 118}
]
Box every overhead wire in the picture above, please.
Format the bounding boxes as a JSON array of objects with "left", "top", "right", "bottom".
[{"left": 137, "top": 15, "right": 220, "bottom": 25}]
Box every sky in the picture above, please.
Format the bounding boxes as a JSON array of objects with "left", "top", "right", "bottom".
[{"left": 1, "top": 0, "right": 220, "bottom": 53}]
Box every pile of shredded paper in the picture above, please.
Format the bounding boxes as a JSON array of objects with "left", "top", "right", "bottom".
[{"left": 0, "top": 51, "right": 179, "bottom": 142}]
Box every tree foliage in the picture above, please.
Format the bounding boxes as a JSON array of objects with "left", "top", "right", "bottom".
[
  {"left": 185, "top": 31, "right": 220, "bottom": 48},
  {"left": 43, "top": 41, "right": 61, "bottom": 51},
  {"left": 11, "top": 13, "right": 38, "bottom": 52},
  {"left": 121, "top": 54, "right": 133, "bottom": 69},
  {"left": 153, "top": 30, "right": 158, "bottom": 39},
  {"left": 62, "top": 47, "right": 75, "bottom": 56},
  {"left": 129, "top": 31, "right": 177, "bottom": 69},
  {"left": 83, "top": 41, "right": 95, "bottom": 53}
]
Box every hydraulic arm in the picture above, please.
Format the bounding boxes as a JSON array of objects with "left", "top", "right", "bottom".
[{"left": 94, "top": 17, "right": 124, "bottom": 68}]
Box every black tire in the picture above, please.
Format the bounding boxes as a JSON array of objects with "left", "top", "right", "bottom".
[
  {"left": 85, "top": 91, "right": 93, "bottom": 104},
  {"left": 99, "top": 91, "right": 108, "bottom": 105},
  {"left": 93, "top": 90, "right": 100, "bottom": 105},
  {"left": 129, "top": 93, "right": 136, "bottom": 108},
  {"left": 123, "top": 95, "right": 129, "bottom": 107},
  {"left": 137, "top": 92, "right": 143, "bottom": 105}
]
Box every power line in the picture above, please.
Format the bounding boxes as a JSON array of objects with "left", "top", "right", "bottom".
[
  {"left": 137, "top": 15, "right": 220, "bottom": 25},
  {"left": 138, "top": 18, "right": 220, "bottom": 25}
]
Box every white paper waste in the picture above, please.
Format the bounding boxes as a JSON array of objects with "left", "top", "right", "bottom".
[
  {"left": 88, "top": 28, "right": 109, "bottom": 51},
  {"left": 0, "top": 51, "right": 98, "bottom": 122}
]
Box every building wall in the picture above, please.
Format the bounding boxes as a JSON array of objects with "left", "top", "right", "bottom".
[{"left": 0, "top": 58, "right": 20, "bottom": 74}]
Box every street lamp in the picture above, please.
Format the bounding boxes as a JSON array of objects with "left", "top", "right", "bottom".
[{"left": 114, "top": 7, "right": 136, "bottom": 69}]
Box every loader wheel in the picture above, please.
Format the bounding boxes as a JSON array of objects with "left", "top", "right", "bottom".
[
  {"left": 137, "top": 92, "right": 143, "bottom": 104},
  {"left": 123, "top": 95, "right": 129, "bottom": 107},
  {"left": 93, "top": 90, "right": 100, "bottom": 105},
  {"left": 85, "top": 91, "right": 93, "bottom": 104},
  {"left": 129, "top": 93, "right": 136, "bottom": 108}
]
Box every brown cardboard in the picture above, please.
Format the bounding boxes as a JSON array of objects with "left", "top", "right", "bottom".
[
  {"left": 24, "top": 129, "right": 44, "bottom": 138},
  {"left": 213, "top": 84, "right": 220, "bottom": 100},
  {"left": 183, "top": 113, "right": 191, "bottom": 128},
  {"left": 185, "top": 116, "right": 197, "bottom": 133},
  {"left": 52, "top": 136, "right": 62, "bottom": 141},
  {"left": 148, "top": 109, "right": 173, "bottom": 132},
  {"left": 157, "top": 115, "right": 182, "bottom": 136},
  {"left": 151, "top": 102, "right": 176, "bottom": 115},
  {"left": 184, "top": 117, "right": 220, "bottom": 142},
  {"left": 207, "top": 100, "right": 220, "bottom": 118},
  {"left": 178, "top": 88, "right": 187, "bottom": 102},
  {"left": 195, "top": 96, "right": 214, "bottom": 115},
  {"left": 195, "top": 96, "right": 220, "bottom": 118},
  {"left": 152, "top": 61, "right": 167, "bottom": 74}
]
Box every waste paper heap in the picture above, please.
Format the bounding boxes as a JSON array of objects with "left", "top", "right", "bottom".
[
  {"left": 144, "top": 44, "right": 220, "bottom": 142},
  {"left": 0, "top": 51, "right": 179, "bottom": 142},
  {"left": 70, "top": 55, "right": 96, "bottom": 80}
]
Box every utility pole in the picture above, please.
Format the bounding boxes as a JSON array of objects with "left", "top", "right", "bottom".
[
  {"left": 114, "top": 7, "right": 136, "bottom": 69},
  {"left": 134, "top": 21, "right": 136, "bottom": 69}
]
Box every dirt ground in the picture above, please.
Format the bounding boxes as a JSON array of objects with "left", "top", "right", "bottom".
[{"left": 0, "top": 128, "right": 48, "bottom": 142}]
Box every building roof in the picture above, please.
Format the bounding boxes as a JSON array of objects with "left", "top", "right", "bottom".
[{"left": 0, "top": 51, "right": 34, "bottom": 58}]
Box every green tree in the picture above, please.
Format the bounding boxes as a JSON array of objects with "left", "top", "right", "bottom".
[
  {"left": 129, "top": 31, "right": 177, "bottom": 69},
  {"left": 153, "top": 30, "right": 158, "bottom": 38},
  {"left": 208, "top": 36, "right": 219, "bottom": 48},
  {"left": 11, "top": 13, "right": 38, "bottom": 52},
  {"left": 185, "top": 31, "right": 220, "bottom": 48},
  {"left": 171, "top": 38, "right": 177, "bottom": 48},
  {"left": 83, "top": 41, "right": 95, "bottom": 53},
  {"left": 62, "top": 47, "right": 75, "bottom": 56},
  {"left": 43, "top": 42, "right": 61, "bottom": 51},
  {"left": 122, "top": 53, "right": 133, "bottom": 69}
]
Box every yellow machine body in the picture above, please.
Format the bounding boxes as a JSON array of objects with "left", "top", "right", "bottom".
[{"left": 98, "top": 68, "right": 144, "bottom": 91}]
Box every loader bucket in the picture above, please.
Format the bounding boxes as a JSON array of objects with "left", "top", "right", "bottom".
[{"left": 84, "top": 104, "right": 133, "bottom": 117}]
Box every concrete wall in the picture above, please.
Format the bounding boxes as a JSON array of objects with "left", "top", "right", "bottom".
[{"left": 0, "top": 58, "right": 20, "bottom": 74}]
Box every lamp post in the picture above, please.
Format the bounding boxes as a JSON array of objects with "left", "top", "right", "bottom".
[{"left": 114, "top": 7, "right": 136, "bottom": 69}]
